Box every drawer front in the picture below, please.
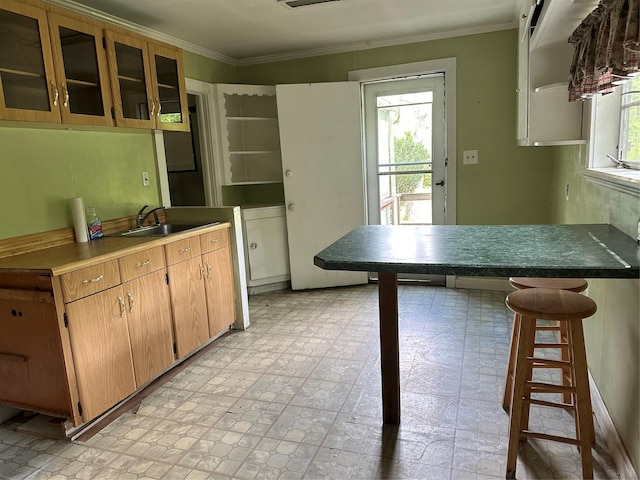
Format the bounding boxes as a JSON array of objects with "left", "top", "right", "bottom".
[
  {"left": 61, "top": 260, "right": 120, "bottom": 303},
  {"left": 200, "top": 227, "right": 230, "bottom": 254},
  {"left": 164, "top": 237, "right": 202, "bottom": 266},
  {"left": 118, "top": 246, "right": 165, "bottom": 282}
]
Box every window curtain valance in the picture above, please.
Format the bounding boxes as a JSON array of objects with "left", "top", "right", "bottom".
[{"left": 568, "top": 0, "right": 639, "bottom": 101}]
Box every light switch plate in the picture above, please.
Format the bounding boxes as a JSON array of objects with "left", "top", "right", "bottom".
[
  {"left": 463, "top": 150, "right": 478, "bottom": 165},
  {"left": 142, "top": 171, "right": 150, "bottom": 187}
]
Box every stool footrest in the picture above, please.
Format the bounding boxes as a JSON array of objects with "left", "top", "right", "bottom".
[
  {"left": 530, "top": 357, "right": 571, "bottom": 368},
  {"left": 534, "top": 342, "right": 569, "bottom": 349},
  {"left": 527, "top": 381, "right": 575, "bottom": 394},
  {"left": 536, "top": 325, "right": 562, "bottom": 331},
  {"left": 525, "top": 397, "right": 574, "bottom": 410},
  {"left": 522, "top": 430, "right": 581, "bottom": 446}
]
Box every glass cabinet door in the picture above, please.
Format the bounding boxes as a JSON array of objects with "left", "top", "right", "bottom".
[
  {"left": 149, "top": 43, "right": 189, "bottom": 132},
  {"left": 47, "top": 13, "right": 112, "bottom": 126},
  {"left": 105, "top": 30, "right": 156, "bottom": 129},
  {"left": 0, "top": 0, "right": 60, "bottom": 123}
]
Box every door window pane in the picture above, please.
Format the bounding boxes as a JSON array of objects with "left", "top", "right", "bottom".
[
  {"left": 115, "top": 42, "right": 150, "bottom": 120},
  {"left": 0, "top": 9, "right": 50, "bottom": 110},
  {"left": 155, "top": 54, "right": 183, "bottom": 124},
  {"left": 58, "top": 26, "right": 103, "bottom": 116}
]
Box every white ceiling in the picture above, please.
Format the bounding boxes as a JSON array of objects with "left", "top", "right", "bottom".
[{"left": 59, "top": 0, "right": 520, "bottom": 64}]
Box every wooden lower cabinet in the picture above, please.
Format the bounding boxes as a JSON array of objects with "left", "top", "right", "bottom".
[
  {"left": 65, "top": 285, "right": 137, "bottom": 423},
  {"left": 0, "top": 223, "right": 236, "bottom": 428},
  {"left": 123, "top": 269, "right": 175, "bottom": 387},
  {"left": 0, "top": 289, "right": 71, "bottom": 416},
  {"left": 167, "top": 257, "right": 209, "bottom": 358},
  {"left": 203, "top": 246, "right": 236, "bottom": 337}
]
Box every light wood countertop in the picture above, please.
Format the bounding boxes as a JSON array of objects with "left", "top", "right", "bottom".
[{"left": 0, "top": 222, "right": 230, "bottom": 276}]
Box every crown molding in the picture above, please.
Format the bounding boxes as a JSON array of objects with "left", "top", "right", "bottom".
[
  {"left": 43, "top": 0, "right": 516, "bottom": 68},
  {"left": 235, "top": 22, "right": 518, "bottom": 66},
  {"left": 43, "top": 0, "right": 236, "bottom": 65}
]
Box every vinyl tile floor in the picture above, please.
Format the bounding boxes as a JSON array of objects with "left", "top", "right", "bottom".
[{"left": 0, "top": 284, "right": 622, "bottom": 479}]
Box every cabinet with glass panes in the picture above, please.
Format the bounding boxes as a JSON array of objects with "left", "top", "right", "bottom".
[{"left": 0, "top": 0, "right": 112, "bottom": 126}]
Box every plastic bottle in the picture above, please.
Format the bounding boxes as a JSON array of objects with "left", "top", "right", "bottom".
[{"left": 86, "top": 206, "right": 104, "bottom": 240}]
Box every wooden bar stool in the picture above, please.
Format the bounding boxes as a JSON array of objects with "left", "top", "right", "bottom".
[
  {"left": 505, "top": 287, "right": 597, "bottom": 480},
  {"left": 503, "top": 277, "right": 588, "bottom": 413}
]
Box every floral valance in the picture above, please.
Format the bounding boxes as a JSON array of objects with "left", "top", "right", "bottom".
[{"left": 568, "top": 0, "right": 639, "bottom": 101}]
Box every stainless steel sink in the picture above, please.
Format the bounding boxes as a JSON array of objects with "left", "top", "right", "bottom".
[{"left": 117, "top": 222, "right": 219, "bottom": 237}]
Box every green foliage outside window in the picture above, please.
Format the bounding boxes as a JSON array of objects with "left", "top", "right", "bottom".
[{"left": 393, "top": 131, "right": 431, "bottom": 193}]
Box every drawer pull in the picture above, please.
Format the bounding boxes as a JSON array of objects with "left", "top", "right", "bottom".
[
  {"left": 211, "top": 238, "right": 221, "bottom": 244},
  {"left": 135, "top": 259, "right": 152, "bottom": 268},
  {"left": 178, "top": 246, "right": 192, "bottom": 253},
  {"left": 0, "top": 353, "right": 27, "bottom": 363},
  {"left": 81, "top": 274, "right": 104, "bottom": 285},
  {"left": 117, "top": 295, "right": 126, "bottom": 317},
  {"left": 127, "top": 292, "right": 135, "bottom": 312}
]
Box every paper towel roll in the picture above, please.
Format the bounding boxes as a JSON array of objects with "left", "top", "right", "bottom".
[{"left": 70, "top": 197, "right": 89, "bottom": 243}]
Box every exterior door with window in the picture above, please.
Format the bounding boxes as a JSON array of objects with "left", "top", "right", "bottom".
[{"left": 363, "top": 75, "right": 447, "bottom": 283}]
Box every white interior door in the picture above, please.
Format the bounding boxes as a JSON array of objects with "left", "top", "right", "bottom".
[{"left": 276, "top": 82, "right": 368, "bottom": 290}]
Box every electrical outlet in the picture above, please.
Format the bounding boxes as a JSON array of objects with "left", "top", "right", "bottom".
[
  {"left": 141, "top": 171, "right": 150, "bottom": 187},
  {"left": 463, "top": 150, "right": 478, "bottom": 165}
]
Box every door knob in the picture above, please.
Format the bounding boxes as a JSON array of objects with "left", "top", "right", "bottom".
[
  {"left": 250, "top": 243, "right": 258, "bottom": 249},
  {"left": 288, "top": 204, "right": 295, "bottom": 211},
  {"left": 285, "top": 170, "right": 292, "bottom": 177},
  {"left": 436, "top": 180, "right": 445, "bottom": 186}
]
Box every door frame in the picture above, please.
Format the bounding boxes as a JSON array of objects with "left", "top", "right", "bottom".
[
  {"left": 349, "top": 58, "right": 457, "bottom": 226},
  {"left": 155, "top": 78, "right": 220, "bottom": 207}
]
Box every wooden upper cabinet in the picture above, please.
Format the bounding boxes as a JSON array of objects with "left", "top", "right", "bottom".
[
  {"left": 106, "top": 31, "right": 189, "bottom": 131},
  {"left": 148, "top": 41, "right": 189, "bottom": 131},
  {"left": 46, "top": 12, "right": 113, "bottom": 127},
  {"left": 0, "top": 0, "right": 60, "bottom": 123}
]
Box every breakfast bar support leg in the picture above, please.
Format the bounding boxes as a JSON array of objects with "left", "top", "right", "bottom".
[{"left": 378, "top": 272, "right": 400, "bottom": 424}]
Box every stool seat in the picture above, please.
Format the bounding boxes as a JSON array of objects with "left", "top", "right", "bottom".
[
  {"left": 509, "top": 277, "right": 588, "bottom": 292},
  {"left": 506, "top": 288, "right": 597, "bottom": 320},
  {"left": 503, "top": 279, "right": 589, "bottom": 413},
  {"left": 505, "top": 287, "right": 597, "bottom": 480}
]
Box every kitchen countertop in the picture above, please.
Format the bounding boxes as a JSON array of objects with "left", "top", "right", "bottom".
[
  {"left": 0, "top": 222, "right": 230, "bottom": 276},
  {"left": 314, "top": 224, "right": 640, "bottom": 278}
]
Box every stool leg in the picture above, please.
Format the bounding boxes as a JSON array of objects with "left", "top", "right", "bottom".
[
  {"left": 559, "top": 321, "right": 573, "bottom": 404},
  {"left": 503, "top": 311, "right": 520, "bottom": 412},
  {"left": 506, "top": 314, "right": 535, "bottom": 480},
  {"left": 569, "top": 319, "right": 596, "bottom": 479}
]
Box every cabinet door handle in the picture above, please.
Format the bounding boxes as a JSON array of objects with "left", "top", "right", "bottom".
[
  {"left": 178, "top": 246, "right": 192, "bottom": 253},
  {"left": 62, "top": 84, "right": 69, "bottom": 108},
  {"left": 117, "top": 295, "right": 126, "bottom": 317},
  {"left": 50, "top": 82, "right": 59, "bottom": 107},
  {"left": 135, "top": 259, "right": 152, "bottom": 268},
  {"left": 148, "top": 96, "right": 155, "bottom": 116},
  {"left": 206, "top": 261, "right": 212, "bottom": 277},
  {"left": 155, "top": 98, "right": 161, "bottom": 116},
  {"left": 127, "top": 292, "right": 134, "bottom": 312},
  {"left": 198, "top": 263, "right": 205, "bottom": 279},
  {"left": 250, "top": 242, "right": 257, "bottom": 249},
  {"left": 81, "top": 274, "right": 104, "bottom": 285}
]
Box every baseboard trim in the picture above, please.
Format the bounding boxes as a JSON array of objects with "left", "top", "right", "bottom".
[
  {"left": 590, "top": 372, "right": 638, "bottom": 480},
  {"left": 454, "top": 276, "right": 512, "bottom": 291}
]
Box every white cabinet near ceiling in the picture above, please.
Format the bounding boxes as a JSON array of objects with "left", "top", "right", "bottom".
[
  {"left": 517, "top": 0, "right": 593, "bottom": 146},
  {"left": 213, "top": 84, "right": 283, "bottom": 185},
  {"left": 241, "top": 205, "right": 290, "bottom": 290}
]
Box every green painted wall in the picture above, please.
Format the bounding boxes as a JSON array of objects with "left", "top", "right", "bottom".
[
  {"left": 238, "top": 30, "right": 557, "bottom": 225},
  {"left": 0, "top": 125, "right": 161, "bottom": 240},
  {"left": 0, "top": 53, "right": 236, "bottom": 241},
  {"left": 550, "top": 144, "right": 640, "bottom": 474}
]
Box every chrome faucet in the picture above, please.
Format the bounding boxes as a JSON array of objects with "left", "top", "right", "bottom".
[{"left": 136, "top": 205, "right": 166, "bottom": 228}]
